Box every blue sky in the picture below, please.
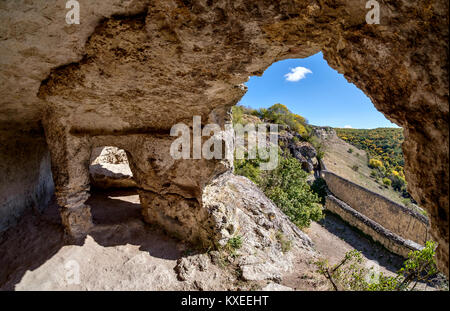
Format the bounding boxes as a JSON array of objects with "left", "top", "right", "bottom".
[{"left": 238, "top": 52, "right": 399, "bottom": 129}]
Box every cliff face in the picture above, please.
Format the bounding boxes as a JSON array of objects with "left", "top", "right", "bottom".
[{"left": 0, "top": 1, "right": 448, "bottom": 275}]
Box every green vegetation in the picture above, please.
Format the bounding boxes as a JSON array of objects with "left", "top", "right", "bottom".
[
  {"left": 227, "top": 235, "right": 243, "bottom": 251},
  {"left": 310, "top": 177, "right": 328, "bottom": 205},
  {"left": 214, "top": 235, "right": 244, "bottom": 269},
  {"left": 232, "top": 103, "right": 310, "bottom": 136},
  {"left": 256, "top": 103, "right": 309, "bottom": 136},
  {"left": 232, "top": 103, "right": 323, "bottom": 229},
  {"left": 235, "top": 151, "right": 323, "bottom": 229},
  {"left": 275, "top": 231, "right": 292, "bottom": 253},
  {"left": 336, "top": 127, "right": 404, "bottom": 169},
  {"left": 305, "top": 134, "right": 325, "bottom": 160},
  {"left": 315, "top": 241, "right": 445, "bottom": 291},
  {"left": 336, "top": 127, "right": 413, "bottom": 203},
  {"left": 382, "top": 177, "right": 392, "bottom": 187}
]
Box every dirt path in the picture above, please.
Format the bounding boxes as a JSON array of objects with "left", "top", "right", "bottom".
[
  {"left": 304, "top": 212, "right": 443, "bottom": 291},
  {"left": 305, "top": 213, "right": 404, "bottom": 275}
]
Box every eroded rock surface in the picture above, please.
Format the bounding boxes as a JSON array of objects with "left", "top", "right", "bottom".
[
  {"left": 0, "top": 0, "right": 448, "bottom": 275},
  {"left": 89, "top": 146, "right": 136, "bottom": 189},
  {"left": 174, "top": 172, "right": 323, "bottom": 289}
]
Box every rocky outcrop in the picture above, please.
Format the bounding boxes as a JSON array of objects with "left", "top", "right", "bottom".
[
  {"left": 0, "top": 0, "right": 448, "bottom": 275},
  {"left": 89, "top": 146, "right": 136, "bottom": 189},
  {"left": 311, "top": 126, "right": 337, "bottom": 141},
  {"left": 278, "top": 130, "right": 319, "bottom": 173},
  {"left": 289, "top": 141, "right": 318, "bottom": 173},
  {"left": 174, "top": 172, "right": 319, "bottom": 288}
]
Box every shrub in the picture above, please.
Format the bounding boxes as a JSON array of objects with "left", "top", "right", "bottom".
[
  {"left": 382, "top": 177, "right": 392, "bottom": 186},
  {"left": 259, "top": 103, "right": 309, "bottom": 136},
  {"left": 315, "top": 241, "right": 441, "bottom": 291},
  {"left": 391, "top": 175, "right": 406, "bottom": 192},
  {"left": 234, "top": 150, "right": 323, "bottom": 229},
  {"left": 347, "top": 148, "right": 353, "bottom": 153},
  {"left": 369, "top": 158, "right": 384, "bottom": 169},
  {"left": 227, "top": 235, "right": 243, "bottom": 251},
  {"left": 306, "top": 135, "right": 325, "bottom": 160},
  {"left": 401, "top": 198, "right": 412, "bottom": 208},
  {"left": 232, "top": 105, "right": 245, "bottom": 125},
  {"left": 232, "top": 105, "right": 258, "bottom": 125},
  {"left": 311, "top": 177, "right": 328, "bottom": 205},
  {"left": 262, "top": 155, "right": 323, "bottom": 228},
  {"left": 234, "top": 158, "right": 261, "bottom": 185},
  {"left": 352, "top": 165, "right": 359, "bottom": 172},
  {"left": 275, "top": 231, "right": 292, "bottom": 253}
]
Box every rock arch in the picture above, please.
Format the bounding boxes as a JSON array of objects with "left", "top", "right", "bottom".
[{"left": 0, "top": 1, "right": 447, "bottom": 275}]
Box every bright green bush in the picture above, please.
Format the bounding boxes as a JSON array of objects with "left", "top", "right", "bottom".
[
  {"left": 234, "top": 157, "right": 261, "bottom": 184},
  {"left": 227, "top": 235, "right": 243, "bottom": 250},
  {"left": 234, "top": 151, "right": 323, "bottom": 229}
]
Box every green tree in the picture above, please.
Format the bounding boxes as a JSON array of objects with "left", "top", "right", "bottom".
[{"left": 234, "top": 150, "right": 323, "bottom": 229}]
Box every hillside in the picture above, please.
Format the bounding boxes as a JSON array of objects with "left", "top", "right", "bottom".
[
  {"left": 335, "top": 128, "right": 404, "bottom": 175},
  {"left": 317, "top": 127, "right": 423, "bottom": 212},
  {"left": 232, "top": 105, "right": 420, "bottom": 211}
]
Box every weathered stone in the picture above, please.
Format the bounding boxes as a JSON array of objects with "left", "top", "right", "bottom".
[
  {"left": 260, "top": 283, "right": 294, "bottom": 291},
  {"left": 89, "top": 147, "right": 136, "bottom": 189},
  {"left": 202, "top": 172, "right": 316, "bottom": 281},
  {"left": 0, "top": 0, "right": 448, "bottom": 275}
]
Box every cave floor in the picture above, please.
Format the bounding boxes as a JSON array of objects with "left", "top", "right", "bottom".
[
  {"left": 0, "top": 190, "right": 188, "bottom": 290},
  {"left": 0, "top": 191, "right": 441, "bottom": 291}
]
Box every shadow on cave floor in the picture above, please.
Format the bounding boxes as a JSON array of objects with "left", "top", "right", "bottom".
[
  {"left": 0, "top": 189, "right": 185, "bottom": 291},
  {"left": 87, "top": 188, "right": 184, "bottom": 261},
  {"left": 305, "top": 211, "right": 405, "bottom": 275}
]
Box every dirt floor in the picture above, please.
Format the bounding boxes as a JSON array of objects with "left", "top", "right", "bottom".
[
  {"left": 0, "top": 190, "right": 326, "bottom": 291},
  {"left": 0, "top": 190, "right": 189, "bottom": 290},
  {"left": 0, "top": 190, "right": 442, "bottom": 291}
]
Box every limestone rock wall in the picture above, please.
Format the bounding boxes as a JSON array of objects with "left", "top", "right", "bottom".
[
  {"left": 322, "top": 170, "right": 430, "bottom": 246},
  {"left": 0, "top": 132, "right": 54, "bottom": 232},
  {"left": 89, "top": 146, "right": 137, "bottom": 189},
  {"left": 0, "top": 0, "right": 448, "bottom": 275}
]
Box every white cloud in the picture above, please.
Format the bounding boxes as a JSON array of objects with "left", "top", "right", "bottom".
[
  {"left": 344, "top": 125, "right": 353, "bottom": 128},
  {"left": 284, "top": 67, "right": 312, "bottom": 82}
]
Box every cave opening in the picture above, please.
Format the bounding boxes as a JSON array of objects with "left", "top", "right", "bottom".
[
  {"left": 234, "top": 52, "right": 416, "bottom": 210},
  {"left": 88, "top": 146, "right": 141, "bottom": 226},
  {"left": 0, "top": 1, "right": 447, "bottom": 289}
]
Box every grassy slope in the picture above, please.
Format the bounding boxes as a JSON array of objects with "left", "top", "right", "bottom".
[{"left": 320, "top": 131, "right": 408, "bottom": 206}]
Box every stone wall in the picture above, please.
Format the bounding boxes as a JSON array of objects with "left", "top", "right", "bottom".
[
  {"left": 322, "top": 170, "right": 429, "bottom": 248},
  {"left": 325, "top": 194, "right": 423, "bottom": 258},
  {"left": 0, "top": 133, "right": 54, "bottom": 232},
  {"left": 322, "top": 171, "right": 431, "bottom": 245}
]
